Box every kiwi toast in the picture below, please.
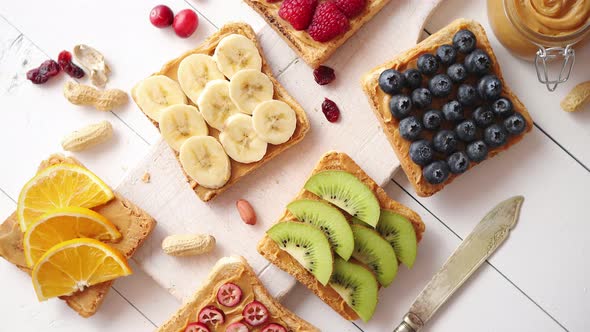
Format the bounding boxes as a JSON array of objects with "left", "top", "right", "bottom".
[
  {"left": 158, "top": 256, "right": 318, "bottom": 332},
  {"left": 361, "top": 19, "right": 533, "bottom": 197},
  {"left": 258, "top": 151, "right": 425, "bottom": 321},
  {"left": 132, "top": 22, "right": 309, "bottom": 202},
  {"left": 0, "top": 154, "right": 156, "bottom": 318}
]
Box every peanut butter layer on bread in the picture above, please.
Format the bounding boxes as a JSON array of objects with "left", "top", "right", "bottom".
[
  {"left": 158, "top": 256, "right": 319, "bottom": 332},
  {"left": 0, "top": 154, "right": 156, "bottom": 318},
  {"left": 362, "top": 19, "right": 533, "bottom": 197},
  {"left": 132, "top": 22, "right": 309, "bottom": 202},
  {"left": 244, "top": 0, "right": 392, "bottom": 68},
  {"left": 258, "top": 151, "right": 425, "bottom": 321}
]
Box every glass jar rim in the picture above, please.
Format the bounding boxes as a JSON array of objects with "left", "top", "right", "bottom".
[{"left": 503, "top": 0, "right": 590, "bottom": 46}]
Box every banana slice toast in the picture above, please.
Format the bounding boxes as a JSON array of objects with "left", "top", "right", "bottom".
[
  {"left": 158, "top": 256, "right": 319, "bottom": 332},
  {"left": 0, "top": 154, "right": 156, "bottom": 318},
  {"left": 132, "top": 22, "right": 309, "bottom": 202},
  {"left": 258, "top": 151, "right": 425, "bottom": 321}
]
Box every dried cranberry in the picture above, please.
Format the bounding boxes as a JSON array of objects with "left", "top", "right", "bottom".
[
  {"left": 322, "top": 98, "right": 340, "bottom": 122},
  {"left": 313, "top": 65, "right": 335, "bottom": 85},
  {"left": 57, "top": 51, "right": 72, "bottom": 67},
  {"left": 26, "top": 59, "right": 60, "bottom": 84},
  {"left": 58, "top": 50, "right": 85, "bottom": 78},
  {"left": 26, "top": 68, "right": 49, "bottom": 84}
]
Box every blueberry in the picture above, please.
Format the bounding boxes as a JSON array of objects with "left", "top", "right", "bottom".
[
  {"left": 422, "top": 109, "right": 443, "bottom": 130},
  {"left": 472, "top": 105, "right": 495, "bottom": 128},
  {"left": 447, "top": 151, "right": 470, "bottom": 174},
  {"left": 442, "top": 100, "right": 464, "bottom": 122},
  {"left": 423, "top": 161, "right": 450, "bottom": 184},
  {"left": 403, "top": 69, "right": 423, "bottom": 89},
  {"left": 399, "top": 116, "right": 423, "bottom": 141},
  {"left": 436, "top": 44, "right": 457, "bottom": 66},
  {"left": 433, "top": 130, "right": 459, "bottom": 154},
  {"left": 465, "top": 49, "right": 491, "bottom": 75},
  {"left": 409, "top": 140, "right": 434, "bottom": 166},
  {"left": 484, "top": 124, "right": 508, "bottom": 147},
  {"left": 455, "top": 119, "right": 477, "bottom": 142},
  {"left": 428, "top": 74, "right": 453, "bottom": 98},
  {"left": 447, "top": 63, "right": 468, "bottom": 83},
  {"left": 411, "top": 88, "right": 432, "bottom": 108},
  {"left": 379, "top": 69, "right": 406, "bottom": 95},
  {"left": 389, "top": 94, "right": 413, "bottom": 119},
  {"left": 477, "top": 75, "right": 502, "bottom": 101},
  {"left": 504, "top": 113, "right": 527, "bottom": 135},
  {"left": 453, "top": 29, "right": 476, "bottom": 54},
  {"left": 457, "top": 84, "right": 478, "bottom": 106},
  {"left": 492, "top": 98, "right": 514, "bottom": 118},
  {"left": 417, "top": 54, "right": 439, "bottom": 76},
  {"left": 466, "top": 140, "right": 488, "bottom": 162}
]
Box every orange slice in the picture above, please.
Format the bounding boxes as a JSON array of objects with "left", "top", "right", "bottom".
[
  {"left": 17, "top": 164, "right": 114, "bottom": 232},
  {"left": 31, "top": 238, "right": 132, "bottom": 301},
  {"left": 23, "top": 207, "right": 122, "bottom": 267}
]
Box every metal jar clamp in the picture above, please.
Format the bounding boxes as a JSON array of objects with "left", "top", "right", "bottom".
[{"left": 534, "top": 44, "right": 575, "bottom": 92}]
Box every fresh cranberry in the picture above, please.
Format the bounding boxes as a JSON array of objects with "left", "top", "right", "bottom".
[
  {"left": 184, "top": 322, "right": 210, "bottom": 332},
  {"left": 58, "top": 51, "right": 85, "bottom": 78},
  {"left": 226, "top": 322, "right": 250, "bottom": 332},
  {"left": 242, "top": 301, "right": 269, "bottom": 327},
  {"left": 198, "top": 306, "right": 225, "bottom": 325},
  {"left": 150, "top": 5, "right": 174, "bottom": 28},
  {"left": 261, "top": 323, "right": 287, "bottom": 332},
  {"left": 322, "top": 98, "right": 340, "bottom": 122},
  {"left": 173, "top": 9, "right": 199, "bottom": 38},
  {"left": 313, "top": 65, "right": 335, "bottom": 85},
  {"left": 216, "top": 283, "right": 243, "bottom": 307},
  {"left": 308, "top": 2, "right": 350, "bottom": 42}
]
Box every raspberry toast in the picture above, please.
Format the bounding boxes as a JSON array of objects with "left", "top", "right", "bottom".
[
  {"left": 244, "top": 0, "right": 392, "bottom": 67},
  {"left": 0, "top": 154, "right": 156, "bottom": 317},
  {"left": 362, "top": 19, "right": 533, "bottom": 197},
  {"left": 158, "top": 256, "right": 318, "bottom": 332}
]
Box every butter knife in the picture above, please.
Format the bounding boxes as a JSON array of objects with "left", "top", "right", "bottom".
[{"left": 393, "top": 196, "right": 524, "bottom": 332}]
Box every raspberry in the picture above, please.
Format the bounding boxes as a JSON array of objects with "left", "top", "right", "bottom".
[
  {"left": 335, "top": 0, "right": 366, "bottom": 18},
  {"left": 278, "top": 0, "right": 318, "bottom": 30},
  {"left": 308, "top": 2, "right": 350, "bottom": 42},
  {"left": 266, "top": 0, "right": 281, "bottom": 2},
  {"left": 58, "top": 50, "right": 85, "bottom": 79},
  {"left": 313, "top": 65, "right": 336, "bottom": 85},
  {"left": 322, "top": 98, "right": 340, "bottom": 122}
]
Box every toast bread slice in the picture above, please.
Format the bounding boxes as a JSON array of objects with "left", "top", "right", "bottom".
[
  {"left": 131, "top": 22, "right": 309, "bottom": 202},
  {"left": 243, "top": 0, "right": 391, "bottom": 68},
  {"left": 0, "top": 154, "right": 156, "bottom": 317},
  {"left": 257, "top": 151, "right": 425, "bottom": 321},
  {"left": 158, "top": 256, "right": 319, "bottom": 332},
  {"left": 361, "top": 18, "right": 533, "bottom": 197}
]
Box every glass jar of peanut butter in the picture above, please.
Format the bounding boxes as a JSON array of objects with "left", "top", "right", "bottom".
[{"left": 487, "top": 0, "right": 590, "bottom": 91}]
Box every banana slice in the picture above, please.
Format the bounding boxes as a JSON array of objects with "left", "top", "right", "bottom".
[
  {"left": 134, "top": 75, "right": 187, "bottom": 122},
  {"left": 213, "top": 34, "right": 262, "bottom": 78},
  {"left": 219, "top": 113, "right": 267, "bottom": 164},
  {"left": 160, "top": 104, "right": 208, "bottom": 152},
  {"left": 177, "top": 54, "right": 225, "bottom": 104},
  {"left": 229, "top": 69, "right": 274, "bottom": 115},
  {"left": 197, "top": 80, "right": 240, "bottom": 131},
  {"left": 252, "top": 100, "right": 297, "bottom": 145},
  {"left": 179, "top": 136, "right": 231, "bottom": 189}
]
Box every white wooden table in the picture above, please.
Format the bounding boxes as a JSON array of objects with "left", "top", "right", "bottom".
[{"left": 1, "top": 0, "right": 589, "bottom": 331}]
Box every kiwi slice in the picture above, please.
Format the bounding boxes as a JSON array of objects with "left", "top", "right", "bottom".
[
  {"left": 304, "top": 170, "right": 380, "bottom": 227},
  {"left": 287, "top": 199, "right": 354, "bottom": 260},
  {"left": 267, "top": 222, "right": 334, "bottom": 285},
  {"left": 329, "top": 258, "right": 378, "bottom": 322},
  {"left": 351, "top": 224, "right": 398, "bottom": 287},
  {"left": 377, "top": 210, "right": 418, "bottom": 269}
]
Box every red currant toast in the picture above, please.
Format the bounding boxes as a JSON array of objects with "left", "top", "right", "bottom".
[
  {"left": 243, "top": 0, "right": 391, "bottom": 67},
  {"left": 158, "top": 256, "right": 318, "bottom": 332},
  {"left": 362, "top": 18, "right": 533, "bottom": 197},
  {"left": 257, "top": 151, "right": 425, "bottom": 321},
  {"left": 0, "top": 154, "right": 156, "bottom": 317},
  {"left": 132, "top": 22, "right": 309, "bottom": 202}
]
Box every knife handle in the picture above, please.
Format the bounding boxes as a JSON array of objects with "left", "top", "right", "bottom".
[
  {"left": 392, "top": 313, "right": 423, "bottom": 332},
  {"left": 393, "top": 321, "right": 416, "bottom": 332}
]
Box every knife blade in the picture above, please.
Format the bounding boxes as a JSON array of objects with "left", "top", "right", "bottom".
[{"left": 393, "top": 196, "right": 524, "bottom": 332}]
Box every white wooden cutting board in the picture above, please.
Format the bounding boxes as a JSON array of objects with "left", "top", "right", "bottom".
[{"left": 116, "top": 0, "right": 443, "bottom": 303}]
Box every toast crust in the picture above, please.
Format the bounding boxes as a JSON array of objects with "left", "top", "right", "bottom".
[
  {"left": 158, "top": 256, "right": 319, "bottom": 332},
  {"left": 257, "top": 151, "right": 425, "bottom": 321},
  {"left": 0, "top": 154, "right": 156, "bottom": 317},
  {"left": 243, "top": 0, "right": 391, "bottom": 68},
  {"left": 131, "top": 22, "right": 310, "bottom": 202},
  {"left": 361, "top": 19, "right": 533, "bottom": 197}
]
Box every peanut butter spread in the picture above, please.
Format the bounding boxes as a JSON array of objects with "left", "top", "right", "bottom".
[{"left": 515, "top": 0, "right": 590, "bottom": 35}]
